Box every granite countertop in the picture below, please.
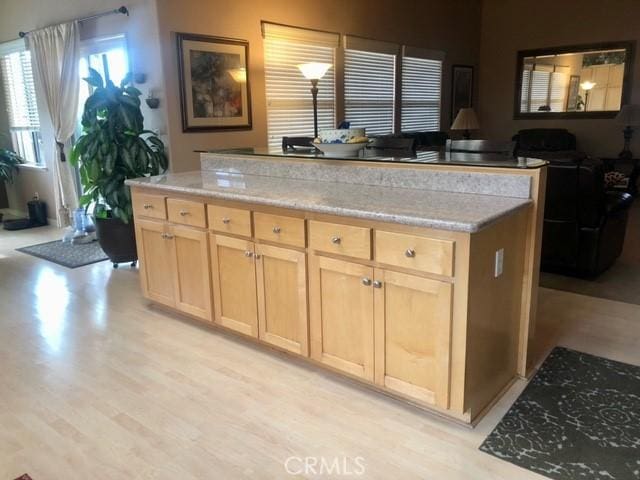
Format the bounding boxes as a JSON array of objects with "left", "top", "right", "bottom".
[{"left": 126, "top": 170, "right": 531, "bottom": 233}]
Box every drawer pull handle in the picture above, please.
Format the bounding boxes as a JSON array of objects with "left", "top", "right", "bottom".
[
  {"left": 222, "top": 217, "right": 231, "bottom": 224},
  {"left": 361, "top": 277, "right": 372, "bottom": 286},
  {"left": 162, "top": 233, "right": 174, "bottom": 240},
  {"left": 160, "top": 233, "right": 166, "bottom": 239},
  {"left": 272, "top": 226, "right": 281, "bottom": 234},
  {"left": 143, "top": 203, "right": 152, "bottom": 209},
  {"left": 373, "top": 280, "right": 383, "bottom": 289},
  {"left": 405, "top": 248, "right": 416, "bottom": 258},
  {"left": 244, "top": 250, "right": 253, "bottom": 258},
  {"left": 331, "top": 236, "right": 341, "bottom": 245},
  {"left": 179, "top": 210, "right": 190, "bottom": 216},
  {"left": 254, "top": 254, "right": 262, "bottom": 260}
]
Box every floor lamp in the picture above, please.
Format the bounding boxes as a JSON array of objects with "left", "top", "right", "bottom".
[
  {"left": 297, "top": 63, "right": 332, "bottom": 138},
  {"left": 580, "top": 81, "right": 596, "bottom": 112}
]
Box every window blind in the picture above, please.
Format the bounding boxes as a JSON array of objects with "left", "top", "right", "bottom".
[
  {"left": 263, "top": 24, "right": 338, "bottom": 148},
  {"left": 344, "top": 48, "right": 396, "bottom": 135},
  {"left": 1, "top": 43, "right": 40, "bottom": 130},
  {"left": 400, "top": 56, "right": 442, "bottom": 132}
]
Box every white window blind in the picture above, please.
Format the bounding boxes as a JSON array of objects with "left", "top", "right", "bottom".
[
  {"left": 0, "top": 39, "right": 42, "bottom": 164},
  {"left": 521, "top": 65, "right": 568, "bottom": 112},
  {"left": 401, "top": 56, "right": 442, "bottom": 131},
  {"left": 263, "top": 24, "right": 337, "bottom": 149},
  {"left": 344, "top": 48, "right": 396, "bottom": 135}
]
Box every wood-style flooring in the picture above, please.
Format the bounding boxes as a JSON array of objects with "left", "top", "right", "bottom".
[{"left": 1, "top": 226, "right": 639, "bottom": 479}]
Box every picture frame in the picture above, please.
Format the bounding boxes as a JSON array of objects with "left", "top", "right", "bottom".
[
  {"left": 566, "top": 74, "right": 581, "bottom": 112},
  {"left": 451, "top": 65, "right": 474, "bottom": 122},
  {"left": 177, "top": 32, "right": 252, "bottom": 132}
]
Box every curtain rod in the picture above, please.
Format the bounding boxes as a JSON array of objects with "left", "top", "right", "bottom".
[{"left": 18, "top": 6, "right": 129, "bottom": 38}]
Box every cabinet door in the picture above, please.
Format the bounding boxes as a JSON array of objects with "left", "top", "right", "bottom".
[
  {"left": 255, "top": 244, "right": 308, "bottom": 356},
  {"left": 309, "top": 256, "right": 374, "bottom": 380},
  {"left": 209, "top": 234, "right": 258, "bottom": 336},
  {"left": 374, "top": 269, "right": 452, "bottom": 408},
  {"left": 170, "top": 225, "right": 212, "bottom": 321},
  {"left": 135, "top": 219, "right": 175, "bottom": 307}
]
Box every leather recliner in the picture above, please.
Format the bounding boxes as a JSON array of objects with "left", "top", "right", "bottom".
[{"left": 513, "top": 129, "right": 634, "bottom": 277}]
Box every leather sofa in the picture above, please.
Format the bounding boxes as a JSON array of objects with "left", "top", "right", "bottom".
[{"left": 513, "top": 128, "right": 634, "bottom": 277}]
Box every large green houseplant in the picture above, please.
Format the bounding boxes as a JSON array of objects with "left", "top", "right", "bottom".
[
  {"left": 71, "top": 68, "right": 167, "bottom": 265},
  {"left": 0, "top": 147, "right": 23, "bottom": 184}
]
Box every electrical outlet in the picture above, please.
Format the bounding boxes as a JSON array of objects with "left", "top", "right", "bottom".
[{"left": 494, "top": 248, "right": 504, "bottom": 278}]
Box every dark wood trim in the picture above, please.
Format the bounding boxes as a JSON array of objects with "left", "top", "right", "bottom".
[
  {"left": 513, "top": 40, "right": 636, "bottom": 120},
  {"left": 176, "top": 32, "right": 253, "bottom": 133}
]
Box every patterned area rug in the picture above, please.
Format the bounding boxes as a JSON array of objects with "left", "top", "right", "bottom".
[
  {"left": 480, "top": 347, "right": 640, "bottom": 480},
  {"left": 17, "top": 240, "right": 108, "bottom": 269}
]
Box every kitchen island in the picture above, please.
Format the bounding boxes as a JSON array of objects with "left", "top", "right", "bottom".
[{"left": 126, "top": 149, "right": 546, "bottom": 424}]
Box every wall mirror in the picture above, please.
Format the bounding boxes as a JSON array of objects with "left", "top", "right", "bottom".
[{"left": 514, "top": 41, "right": 635, "bottom": 119}]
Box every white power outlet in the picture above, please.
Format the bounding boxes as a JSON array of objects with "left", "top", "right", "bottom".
[{"left": 494, "top": 248, "right": 504, "bottom": 278}]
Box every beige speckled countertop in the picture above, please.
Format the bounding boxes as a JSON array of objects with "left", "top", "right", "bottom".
[{"left": 126, "top": 168, "right": 531, "bottom": 233}]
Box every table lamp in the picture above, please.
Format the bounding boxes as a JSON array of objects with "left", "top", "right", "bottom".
[
  {"left": 580, "top": 81, "right": 596, "bottom": 111},
  {"left": 451, "top": 108, "right": 479, "bottom": 139},
  {"left": 615, "top": 104, "right": 640, "bottom": 160},
  {"left": 297, "top": 63, "right": 332, "bottom": 138}
]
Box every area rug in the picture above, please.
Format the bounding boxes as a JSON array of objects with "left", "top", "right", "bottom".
[
  {"left": 14, "top": 475, "right": 33, "bottom": 480},
  {"left": 480, "top": 347, "right": 640, "bottom": 480},
  {"left": 17, "top": 240, "right": 108, "bottom": 268}
]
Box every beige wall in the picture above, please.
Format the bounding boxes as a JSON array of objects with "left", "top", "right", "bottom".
[
  {"left": 0, "top": 0, "right": 168, "bottom": 215},
  {"left": 478, "top": 0, "right": 640, "bottom": 157},
  {"left": 156, "top": 0, "right": 482, "bottom": 172}
]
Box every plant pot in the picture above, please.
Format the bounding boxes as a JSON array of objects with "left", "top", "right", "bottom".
[{"left": 95, "top": 216, "right": 138, "bottom": 266}]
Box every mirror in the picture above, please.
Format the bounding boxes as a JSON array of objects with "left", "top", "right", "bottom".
[{"left": 514, "top": 42, "right": 635, "bottom": 119}]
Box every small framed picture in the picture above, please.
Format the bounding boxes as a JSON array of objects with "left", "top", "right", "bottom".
[
  {"left": 451, "top": 65, "right": 474, "bottom": 121},
  {"left": 177, "top": 33, "right": 252, "bottom": 132}
]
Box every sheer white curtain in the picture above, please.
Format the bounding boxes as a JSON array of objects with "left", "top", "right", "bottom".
[{"left": 27, "top": 21, "right": 80, "bottom": 227}]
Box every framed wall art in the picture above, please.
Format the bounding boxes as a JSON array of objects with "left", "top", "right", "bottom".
[
  {"left": 177, "top": 33, "right": 252, "bottom": 132},
  {"left": 451, "top": 65, "right": 474, "bottom": 122}
]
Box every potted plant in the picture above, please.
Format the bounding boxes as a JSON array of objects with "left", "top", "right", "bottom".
[
  {"left": 0, "top": 147, "right": 23, "bottom": 222},
  {"left": 71, "top": 68, "right": 167, "bottom": 266}
]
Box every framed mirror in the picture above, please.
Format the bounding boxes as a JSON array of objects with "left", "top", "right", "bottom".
[{"left": 514, "top": 41, "right": 635, "bottom": 119}]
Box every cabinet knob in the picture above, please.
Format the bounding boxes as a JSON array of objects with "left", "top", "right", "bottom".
[
  {"left": 244, "top": 250, "right": 253, "bottom": 257},
  {"left": 254, "top": 254, "right": 262, "bottom": 260},
  {"left": 179, "top": 210, "right": 189, "bottom": 216},
  {"left": 143, "top": 203, "right": 152, "bottom": 209},
  {"left": 272, "top": 226, "right": 281, "bottom": 234},
  {"left": 361, "top": 277, "right": 372, "bottom": 286},
  {"left": 331, "top": 236, "right": 341, "bottom": 245},
  {"left": 373, "top": 280, "right": 383, "bottom": 289},
  {"left": 222, "top": 217, "right": 231, "bottom": 224},
  {"left": 405, "top": 248, "right": 416, "bottom": 258},
  {"left": 160, "top": 232, "right": 166, "bottom": 239}
]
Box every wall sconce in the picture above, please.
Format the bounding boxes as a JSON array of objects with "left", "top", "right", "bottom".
[
  {"left": 297, "top": 63, "right": 332, "bottom": 138},
  {"left": 145, "top": 92, "right": 160, "bottom": 109},
  {"left": 228, "top": 67, "right": 247, "bottom": 84}
]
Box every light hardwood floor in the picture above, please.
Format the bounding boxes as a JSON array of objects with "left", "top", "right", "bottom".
[{"left": 1, "top": 226, "right": 639, "bottom": 479}]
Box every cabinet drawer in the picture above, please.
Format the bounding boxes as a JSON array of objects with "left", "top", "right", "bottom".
[
  {"left": 375, "top": 230, "right": 454, "bottom": 276},
  {"left": 207, "top": 205, "right": 252, "bottom": 237},
  {"left": 167, "top": 198, "right": 206, "bottom": 228},
  {"left": 254, "top": 212, "right": 305, "bottom": 248},
  {"left": 309, "top": 221, "right": 371, "bottom": 260},
  {"left": 133, "top": 193, "right": 166, "bottom": 220}
]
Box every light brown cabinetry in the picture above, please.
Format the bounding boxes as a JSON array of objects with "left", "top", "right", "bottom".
[
  {"left": 135, "top": 218, "right": 212, "bottom": 321},
  {"left": 209, "top": 234, "right": 310, "bottom": 354},
  {"left": 373, "top": 270, "right": 452, "bottom": 408},
  {"left": 309, "top": 255, "right": 452, "bottom": 405},
  {"left": 309, "top": 256, "right": 375, "bottom": 380},
  {"left": 131, "top": 186, "right": 529, "bottom": 423},
  {"left": 209, "top": 234, "right": 259, "bottom": 336}
]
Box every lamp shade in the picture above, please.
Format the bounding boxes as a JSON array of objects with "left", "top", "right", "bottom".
[
  {"left": 451, "top": 108, "right": 480, "bottom": 130},
  {"left": 297, "top": 62, "right": 332, "bottom": 80},
  {"left": 580, "top": 81, "right": 596, "bottom": 91},
  {"left": 615, "top": 104, "right": 640, "bottom": 126}
]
